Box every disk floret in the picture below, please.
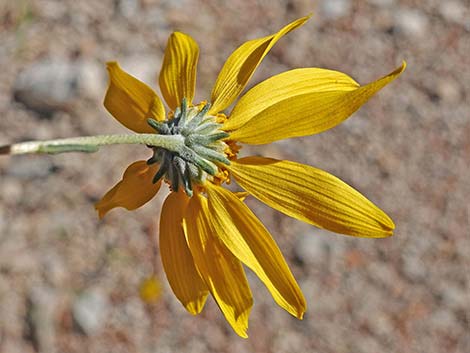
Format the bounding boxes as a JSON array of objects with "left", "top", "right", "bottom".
[{"left": 147, "top": 98, "right": 230, "bottom": 196}]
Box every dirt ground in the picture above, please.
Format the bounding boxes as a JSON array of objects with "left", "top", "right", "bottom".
[{"left": 0, "top": 1, "right": 469, "bottom": 352}]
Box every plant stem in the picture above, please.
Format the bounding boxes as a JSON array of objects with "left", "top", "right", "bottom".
[{"left": 0, "top": 134, "right": 185, "bottom": 155}]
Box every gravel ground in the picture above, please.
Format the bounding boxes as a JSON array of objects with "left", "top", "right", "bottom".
[{"left": 0, "top": 1, "right": 469, "bottom": 352}]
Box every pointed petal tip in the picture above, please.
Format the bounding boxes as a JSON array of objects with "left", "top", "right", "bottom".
[
  {"left": 105, "top": 61, "right": 120, "bottom": 72},
  {"left": 94, "top": 203, "right": 107, "bottom": 219},
  {"left": 395, "top": 60, "right": 407, "bottom": 75},
  {"left": 184, "top": 302, "right": 204, "bottom": 315},
  {"left": 401, "top": 60, "right": 407, "bottom": 70}
]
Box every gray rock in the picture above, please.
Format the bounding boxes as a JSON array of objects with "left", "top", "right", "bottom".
[
  {"left": 77, "top": 61, "right": 106, "bottom": 100},
  {"left": 117, "top": 0, "right": 140, "bottom": 18},
  {"left": 27, "top": 286, "right": 58, "bottom": 353},
  {"left": 14, "top": 59, "right": 104, "bottom": 115},
  {"left": 72, "top": 289, "right": 109, "bottom": 335},
  {"left": 294, "top": 231, "right": 331, "bottom": 266},
  {"left": 7, "top": 157, "right": 55, "bottom": 179},
  {"left": 402, "top": 253, "right": 427, "bottom": 281},
  {"left": 367, "top": 0, "right": 396, "bottom": 7},
  {"left": 429, "top": 309, "right": 459, "bottom": 333},
  {"left": 394, "top": 9, "right": 429, "bottom": 37},
  {"left": 440, "top": 283, "right": 468, "bottom": 311},
  {"left": 14, "top": 59, "right": 79, "bottom": 114},
  {"left": 436, "top": 78, "right": 462, "bottom": 104},
  {"left": 439, "top": 2, "right": 467, "bottom": 25},
  {"left": 320, "top": 0, "right": 352, "bottom": 20}
]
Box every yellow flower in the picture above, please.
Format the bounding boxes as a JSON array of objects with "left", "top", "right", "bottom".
[
  {"left": 139, "top": 275, "right": 162, "bottom": 304},
  {"left": 95, "top": 15, "right": 405, "bottom": 337}
]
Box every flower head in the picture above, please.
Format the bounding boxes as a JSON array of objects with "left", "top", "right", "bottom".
[{"left": 95, "top": 15, "right": 405, "bottom": 337}]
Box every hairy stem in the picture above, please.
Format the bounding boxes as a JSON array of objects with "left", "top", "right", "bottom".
[{"left": 0, "top": 134, "right": 185, "bottom": 155}]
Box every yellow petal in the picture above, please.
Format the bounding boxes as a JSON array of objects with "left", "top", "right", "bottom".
[
  {"left": 104, "top": 62, "right": 165, "bottom": 133},
  {"left": 234, "top": 191, "right": 249, "bottom": 202},
  {"left": 95, "top": 160, "right": 161, "bottom": 218},
  {"left": 228, "top": 62, "right": 406, "bottom": 144},
  {"left": 229, "top": 157, "right": 395, "bottom": 238},
  {"left": 159, "top": 191, "right": 208, "bottom": 314},
  {"left": 159, "top": 32, "right": 199, "bottom": 110},
  {"left": 205, "top": 183, "right": 306, "bottom": 319},
  {"left": 209, "top": 15, "right": 311, "bottom": 115},
  {"left": 224, "top": 67, "right": 359, "bottom": 131},
  {"left": 184, "top": 192, "right": 253, "bottom": 338}
]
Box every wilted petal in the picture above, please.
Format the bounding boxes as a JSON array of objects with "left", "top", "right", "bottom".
[{"left": 95, "top": 160, "right": 161, "bottom": 218}]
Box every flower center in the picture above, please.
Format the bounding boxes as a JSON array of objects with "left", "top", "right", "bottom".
[{"left": 146, "top": 98, "right": 230, "bottom": 196}]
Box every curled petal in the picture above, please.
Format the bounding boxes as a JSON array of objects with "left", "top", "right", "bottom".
[
  {"left": 95, "top": 161, "right": 161, "bottom": 218},
  {"left": 228, "top": 62, "right": 406, "bottom": 144},
  {"left": 159, "top": 191, "right": 208, "bottom": 314},
  {"left": 206, "top": 183, "right": 306, "bottom": 319},
  {"left": 209, "top": 15, "right": 311, "bottom": 115},
  {"left": 229, "top": 157, "right": 395, "bottom": 238},
  {"left": 184, "top": 192, "right": 253, "bottom": 338},
  {"left": 159, "top": 32, "right": 199, "bottom": 110},
  {"left": 104, "top": 62, "right": 165, "bottom": 132}
]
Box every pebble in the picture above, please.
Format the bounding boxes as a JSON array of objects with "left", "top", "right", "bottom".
[
  {"left": 14, "top": 60, "right": 79, "bottom": 114},
  {"left": 440, "top": 283, "right": 468, "bottom": 311},
  {"left": 117, "top": 0, "right": 140, "bottom": 18},
  {"left": 77, "top": 61, "right": 106, "bottom": 100},
  {"left": 320, "top": 0, "right": 352, "bottom": 20},
  {"left": 14, "top": 59, "right": 104, "bottom": 115},
  {"left": 438, "top": 2, "right": 467, "bottom": 25},
  {"left": 294, "top": 231, "right": 331, "bottom": 266},
  {"left": 72, "top": 289, "right": 109, "bottom": 335},
  {"left": 7, "top": 157, "right": 55, "bottom": 179},
  {"left": 394, "top": 9, "right": 429, "bottom": 37},
  {"left": 429, "top": 309, "right": 459, "bottom": 333},
  {"left": 367, "top": 0, "right": 395, "bottom": 7},
  {"left": 28, "top": 286, "right": 58, "bottom": 353},
  {"left": 436, "top": 78, "right": 462, "bottom": 104},
  {"left": 402, "top": 253, "right": 427, "bottom": 281}
]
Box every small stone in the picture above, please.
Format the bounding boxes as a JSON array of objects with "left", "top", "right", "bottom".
[
  {"left": 14, "top": 59, "right": 80, "bottom": 114},
  {"left": 402, "top": 254, "right": 427, "bottom": 281},
  {"left": 440, "top": 283, "right": 468, "bottom": 311},
  {"left": 320, "top": 0, "right": 352, "bottom": 20},
  {"left": 367, "top": 0, "right": 395, "bottom": 7},
  {"left": 294, "top": 231, "right": 331, "bottom": 266},
  {"left": 7, "top": 157, "right": 55, "bottom": 179},
  {"left": 394, "top": 9, "right": 429, "bottom": 37},
  {"left": 28, "top": 286, "right": 59, "bottom": 353},
  {"left": 77, "top": 61, "right": 105, "bottom": 100},
  {"left": 117, "top": 0, "right": 140, "bottom": 18},
  {"left": 14, "top": 59, "right": 104, "bottom": 115},
  {"left": 429, "top": 309, "right": 458, "bottom": 333},
  {"left": 439, "top": 2, "right": 466, "bottom": 25},
  {"left": 72, "top": 289, "right": 109, "bottom": 335},
  {"left": 436, "top": 78, "right": 462, "bottom": 104}
]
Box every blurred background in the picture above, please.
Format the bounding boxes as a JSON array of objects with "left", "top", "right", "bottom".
[{"left": 0, "top": 0, "right": 469, "bottom": 352}]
